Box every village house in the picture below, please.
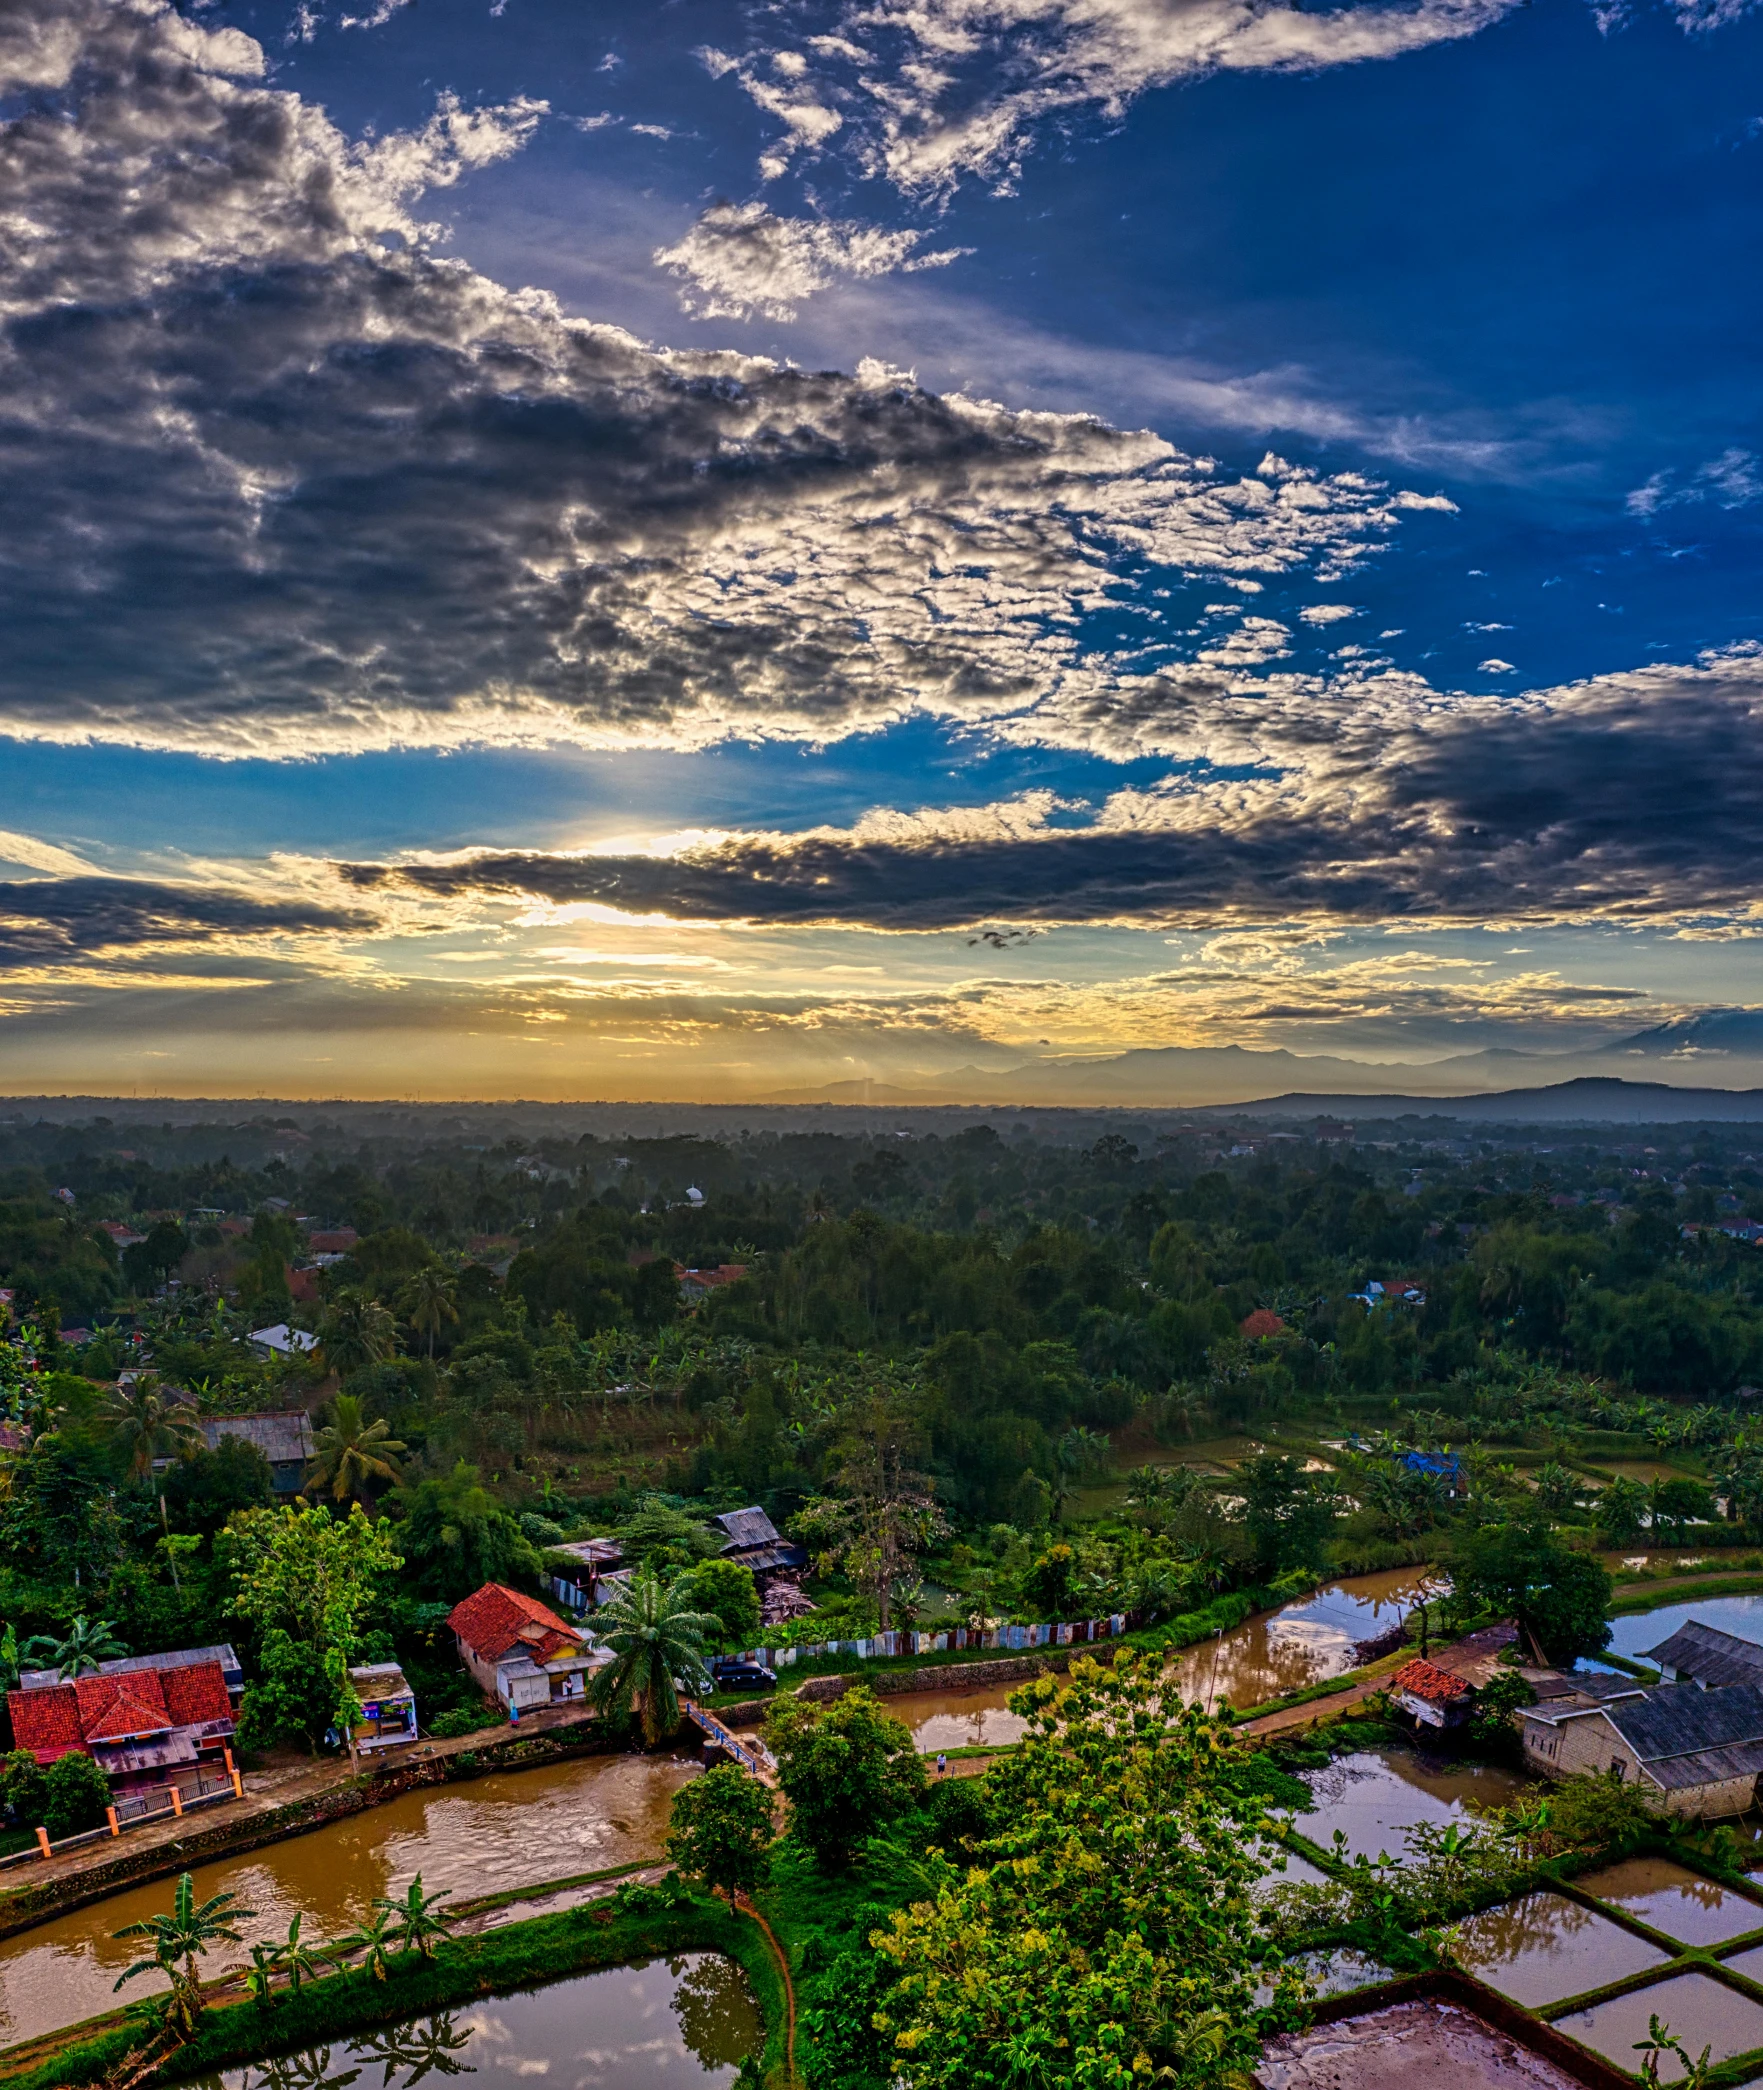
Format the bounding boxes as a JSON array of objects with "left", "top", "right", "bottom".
[
  {"left": 712, "top": 1505, "right": 814, "bottom": 1625},
  {"left": 1389, "top": 1656, "right": 1476, "bottom": 1730},
  {"left": 190, "top": 1411, "right": 315, "bottom": 1495},
  {"left": 546, "top": 1536, "right": 625, "bottom": 1614},
  {"left": 1641, "top": 1619, "right": 1763, "bottom": 1690},
  {"left": 448, "top": 1583, "right": 607, "bottom": 1715},
  {"left": 7, "top": 1646, "right": 239, "bottom": 1791},
  {"left": 346, "top": 1662, "right": 418, "bottom": 1753},
  {"left": 1518, "top": 1679, "right": 1763, "bottom": 1819}
]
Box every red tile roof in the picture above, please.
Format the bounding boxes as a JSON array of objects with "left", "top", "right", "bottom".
[
  {"left": 162, "top": 1662, "right": 233, "bottom": 1727},
  {"left": 6, "top": 1684, "right": 84, "bottom": 1764},
  {"left": 1391, "top": 1657, "right": 1473, "bottom": 1704},
  {"left": 448, "top": 1583, "right": 581, "bottom": 1665},
  {"left": 75, "top": 1670, "right": 172, "bottom": 1742}
]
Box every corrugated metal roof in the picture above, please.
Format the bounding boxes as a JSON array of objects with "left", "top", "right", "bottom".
[
  {"left": 1645, "top": 1740, "right": 1763, "bottom": 1791},
  {"left": 1642, "top": 1620, "right": 1763, "bottom": 1690},
  {"left": 200, "top": 1413, "right": 314, "bottom": 1465},
  {"left": 715, "top": 1506, "right": 781, "bottom": 1549},
  {"left": 1606, "top": 1682, "right": 1763, "bottom": 1762}
]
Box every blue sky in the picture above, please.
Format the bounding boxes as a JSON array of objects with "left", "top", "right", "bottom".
[{"left": 0, "top": 0, "right": 1760, "bottom": 1100}]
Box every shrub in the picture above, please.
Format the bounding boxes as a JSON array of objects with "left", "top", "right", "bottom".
[
  {"left": 42, "top": 1751, "right": 111, "bottom": 1840},
  {"left": 430, "top": 1703, "right": 505, "bottom": 1738},
  {"left": 1, "top": 1748, "right": 48, "bottom": 1827}
]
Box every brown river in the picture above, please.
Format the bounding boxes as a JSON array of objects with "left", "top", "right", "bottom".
[{"left": 0, "top": 1752, "right": 697, "bottom": 2050}]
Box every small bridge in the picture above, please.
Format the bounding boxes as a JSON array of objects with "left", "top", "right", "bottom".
[{"left": 682, "top": 1702, "right": 779, "bottom": 1787}]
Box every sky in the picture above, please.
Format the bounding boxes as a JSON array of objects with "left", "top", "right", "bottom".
[{"left": 1, "top": 0, "right": 1761, "bottom": 1102}]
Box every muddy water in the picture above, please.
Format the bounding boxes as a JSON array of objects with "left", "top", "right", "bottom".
[
  {"left": 187, "top": 1952, "right": 761, "bottom": 2090},
  {"left": 1605, "top": 1592, "right": 1763, "bottom": 1662},
  {"left": 1577, "top": 1856, "right": 1763, "bottom": 1946},
  {"left": 895, "top": 1568, "right": 1440, "bottom": 1749},
  {"left": 1555, "top": 1971, "right": 1763, "bottom": 2080},
  {"left": 0, "top": 1752, "right": 695, "bottom": 2051},
  {"left": 1452, "top": 1891, "right": 1670, "bottom": 2009},
  {"left": 1299, "top": 1747, "right": 1524, "bottom": 1865}
]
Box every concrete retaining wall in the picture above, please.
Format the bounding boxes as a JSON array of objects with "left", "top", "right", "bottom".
[{"left": 0, "top": 1720, "right": 623, "bottom": 1943}]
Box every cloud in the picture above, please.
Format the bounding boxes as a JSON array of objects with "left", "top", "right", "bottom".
[
  {"left": 0, "top": 1, "right": 1455, "bottom": 761},
  {"left": 653, "top": 202, "right": 968, "bottom": 320},
  {"left": 701, "top": 0, "right": 1526, "bottom": 200},
  {"left": 0, "top": 875, "right": 375, "bottom": 970},
  {"left": 1627, "top": 447, "right": 1763, "bottom": 517},
  {"left": 1477, "top": 658, "right": 1516, "bottom": 672},
  {"left": 1298, "top": 604, "right": 1359, "bottom": 625},
  {"left": 345, "top": 645, "right": 1763, "bottom": 933}
]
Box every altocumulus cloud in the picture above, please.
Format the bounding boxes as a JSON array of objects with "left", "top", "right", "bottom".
[
  {"left": 0, "top": 0, "right": 1451, "bottom": 759},
  {"left": 345, "top": 646, "right": 1763, "bottom": 931}
]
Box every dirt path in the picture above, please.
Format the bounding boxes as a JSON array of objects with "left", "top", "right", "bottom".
[{"left": 736, "top": 1892, "right": 799, "bottom": 2085}]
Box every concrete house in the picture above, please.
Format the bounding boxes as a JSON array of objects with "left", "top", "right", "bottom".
[
  {"left": 1642, "top": 1619, "right": 1763, "bottom": 1690},
  {"left": 1519, "top": 1680, "right": 1763, "bottom": 1819},
  {"left": 196, "top": 1412, "right": 315, "bottom": 1495},
  {"left": 347, "top": 1662, "right": 418, "bottom": 1753},
  {"left": 447, "top": 1583, "right": 606, "bottom": 1715}
]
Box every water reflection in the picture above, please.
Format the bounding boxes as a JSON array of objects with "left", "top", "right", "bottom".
[
  {"left": 1577, "top": 1856, "right": 1763, "bottom": 1947},
  {"left": 1300, "top": 1749, "right": 1524, "bottom": 1865},
  {"left": 191, "top": 1956, "right": 759, "bottom": 2090},
  {"left": 1605, "top": 1593, "right": 1763, "bottom": 1663},
  {"left": 1453, "top": 1891, "right": 1669, "bottom": 2009},
  {"left": 1555, "top": 1970, "right": 1763, "bottom": 2081},
  {"left": 0, "top": 1754, "right": 696, "bottom": 2050},
  {"left": 895, "top": 1569, "right": 1442, "bottom": 1750}
]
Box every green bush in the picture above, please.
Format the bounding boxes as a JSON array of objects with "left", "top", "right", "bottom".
[
  {"left": 430, "top": 1703, "right": 505, "bottom": 1737},
  {"left": 1, "top": 1746, "right": 48, "bottom": 1827},
  {"left": 42, "top": 1751, "right": 111, "bottom": 1840}
]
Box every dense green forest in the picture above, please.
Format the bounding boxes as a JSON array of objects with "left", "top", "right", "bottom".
[{"left": 2, "top": 1101, "right": 1762, "bottom": 1759}]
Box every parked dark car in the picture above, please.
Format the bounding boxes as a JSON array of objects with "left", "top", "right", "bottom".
[{"left": 709, "top": 1657, "right": 777, "bottom": 1691}]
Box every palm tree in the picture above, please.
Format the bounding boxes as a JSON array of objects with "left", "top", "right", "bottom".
[
  {"left": 317, "top": 1291, "right": 399, "bottom": 1380},
  {"left": 304, "top": 1394, "right": 405, "bottom": 1506},
  {"left": 588, "top": 1566, "right": 719, "bottom": 1745},
  {"left": 104, "top": 1374, "right": 203, "bottom": 1486},
  {"left": 22, "top": 1613, "right": 126, "bottom": 1680},
  {"left": 375, "top": 1873, "right": 454, "bottom": 1958},
  {"left": 401, "top": 1266, "right": 459, "bottom": 1361},
  {"left": 113, "top": 1872, "right": 256, "bottom": 2034}
]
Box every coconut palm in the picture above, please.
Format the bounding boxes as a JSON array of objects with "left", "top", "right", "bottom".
[
  {"left": 316, "top": 1291, "right": 399, "bottom": 1380},
  {"left": 104, "top": 1374, "right": 203, "bottom": 1486},
  {"left": 587, "top": 1566, "right": 719, "bottom": 1745},
  {"left": 401, "top": 1266, "right": 459, "bottom": 1361},
  {"left": 113, "top": 1872, "right": 256, "bottom": 2034},
  {"left": 305, "top": 1394, "right": 405, "bottom": 1506},
  {"left": 22, "top": 1612, "right": 126, "bottom": 1680},
  {"left": 374, "top": 1873, "right": 454, "bottom": 1958}
]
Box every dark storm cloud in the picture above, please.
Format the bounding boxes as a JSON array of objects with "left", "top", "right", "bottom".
[
  {"left": 0, "top": 0, "right": 1444, "bottom": 760},
  {"left": 347, "top": 648, "right": 1763, "bottom": 930},
  {"left": 0, "top": 876, "right": 376, "bottom": 967}
]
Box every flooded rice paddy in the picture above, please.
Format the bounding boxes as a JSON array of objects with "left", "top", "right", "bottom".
[
  {"left": 1296, "top": 1747, "right": 1524, "bottom": 1864},
  {"left": 1574, "top": 1856, "right": 1763, "bottom": 1947},
  {"left": 897, "top": 1566, "right": 1438, "bottom": 1750},
  {"left": 184, "top": 1953, "right": 761, "bottom": 2090},
  {"left": 0, "top": 1752, "right": 696, "bottom": 2050},
  {"left": 1452, "top": 1892, "right": 1670, "bottom": 2008},
  {"left": 1553, "top": 1971, "right": 1763, "bottom": 2081}
]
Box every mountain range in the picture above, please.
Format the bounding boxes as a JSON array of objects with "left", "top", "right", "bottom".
[{"left": 757, "top": 1010, "right": 1763, "bottom": 1114}]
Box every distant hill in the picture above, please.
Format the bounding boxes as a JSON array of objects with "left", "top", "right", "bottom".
[{"left": 1204, "top": 1077, "right": 1763, "bottom": 1125}]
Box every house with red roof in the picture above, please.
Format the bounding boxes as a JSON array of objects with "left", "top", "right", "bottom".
[
  {"left": 1389, "top": 1656, "right": 1476, "bottom": 1731},
  {"left": 447, "top": 1583, "right": 607, "bottom": 1715},
  {"left": 7, "top": 1651, "right": 236, "bottom": 1789}
]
